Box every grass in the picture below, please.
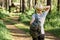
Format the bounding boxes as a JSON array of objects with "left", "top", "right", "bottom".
[{"left": 15, "top": 23, "right": 30, "bottom": 34}]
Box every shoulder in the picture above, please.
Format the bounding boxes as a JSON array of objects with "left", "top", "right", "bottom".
[
  {"left": 32, "top": 14, "right": 36, "bottom": 17},
  {"left": 43, "top": 11, "right": 49, "bottom": 15}
]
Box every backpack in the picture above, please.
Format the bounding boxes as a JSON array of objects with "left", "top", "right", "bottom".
[
  {"left": 30, "top": 14, "right": 41, "bottom": 30},
  {"left": 30, "top": 14, "right": 41, "bottom": 38}
]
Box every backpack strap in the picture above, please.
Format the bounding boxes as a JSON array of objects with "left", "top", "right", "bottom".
[
  {"left": 35, "top": 14, "right": 39, "bottom": 23},
  {"left": 35, "top": 14, "right": 41, "bottom": 25}
]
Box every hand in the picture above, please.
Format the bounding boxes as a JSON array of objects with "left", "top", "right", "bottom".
[{"left": 44, "top": 5, "right": 50, "bottom": 11}]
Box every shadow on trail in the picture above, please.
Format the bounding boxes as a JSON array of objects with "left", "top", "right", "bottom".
[
  {"left": 8, "top": 29, "right": 25, "bottom": 34},
  {"left": 12, "top": 34, "right": 31, "bottom": 38},
  {"left": 8, "top": 28, "right": 31, "bottom": 38},
  {"left": 4, "top": 16, "right": 60, "bottom": 40},
  {"left": 45, "top": 28, "right": 60, "bottom": 40}
]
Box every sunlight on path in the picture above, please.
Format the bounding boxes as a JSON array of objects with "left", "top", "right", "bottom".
[{"left": 6, "top": 24, "right": 60, "bottom": 40}]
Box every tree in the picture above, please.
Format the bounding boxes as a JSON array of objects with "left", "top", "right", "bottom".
[
  {"left": 29, "top": 0, "right": 32, "bottom": 9},
  {"left": 25, "top": 0, "right": 28, "bottom": 10},
  {"left": 47, "top": 0, "right": 51, "bottom": 21},
  {"left": 57, "top": 0, "right": 60, "bottom": 12},
  {"left": 9, "top": 0, "right": 12, "bottom": 12},
  {"left": 47, "top": 0, "right": 51, "bottom": 5},
  {"left": 29, "top": 0, "right": 30, "bottom": 9},
  {"left": 35, "top": 0, "right": 37, "bottom": 5},
  {"left": 47, "top": 0, "right": 51, "bottom": 12},
  {"left": 20, "top": 0, "right": 22, "bottom": 12},
  {"left": 22, "top": 0, "right": 25, "bottom": 13},
  {"left": 2, "top": 0, "right": 5, "bottom": 8}
]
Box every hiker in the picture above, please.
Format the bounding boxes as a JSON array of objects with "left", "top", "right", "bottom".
[{"left": 30, "top": 5, "right": 50, "bottom": 40}]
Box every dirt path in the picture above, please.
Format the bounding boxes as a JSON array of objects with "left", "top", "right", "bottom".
[
  {"left": 6, "top": 24, "right": 60, "bottom": 40},
  {"left": 4, "top": 16, "right": 60, "bottom": 40},
  {"left": 6, "top": 25, "right": 32, "bottom": 40}
]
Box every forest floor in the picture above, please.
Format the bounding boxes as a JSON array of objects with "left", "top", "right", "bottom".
[{"left": 3, "top": 16, "right": 60, "bottom": 40}]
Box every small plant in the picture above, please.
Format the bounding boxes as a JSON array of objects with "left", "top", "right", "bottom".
[
  {"left": 0, "top": 20, "right": 12, "bottom": 40},
  {"left": 18, "top": 9, "right": 35, "bottom": 23},
  {"left": 0, "top": 9, "right": 9, "bottom": 19}
]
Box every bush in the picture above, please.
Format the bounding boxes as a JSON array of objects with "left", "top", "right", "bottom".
[
  {"left": 0, "top": 20, "right": 12, "bottom": 40},
  {"left": 18, "top": 9, "right": 35, "bottom": 25},
  {"left": 0, "top": 9, "right": 9, "bottom": 19},
  {"left": 44, "top": 6, "right": 60, "bottom": 37}
]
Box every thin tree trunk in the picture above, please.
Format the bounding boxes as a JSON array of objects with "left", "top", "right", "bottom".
[
  {"left": 5, "top": 0, "right": 8, "bottom": 10},
  {"left": 29, "top": 0, "right": 30, "bottom": 9},
  {"left": 35, "top": 0, "right": 37, "bottom": 5},
  {"left": 47, "top": 0, "right": 51, "bottom": 21},
  {"left": 47, "top": 0, "right": 51, "bottom": 12},
  {"left": 30, "top": 0, "right": 33, "bottom": 9},
  {"left": 35, "top": 0, "right": 37, "bottom": 13},
  {"left": 22, "top": 0, "right": 25, "bottom": 13},
  {"left": 6, "top": 0, "right": 10, "bottom": 11},
  {"left": 9, "top": 0, "right": 12, "bottom": 12},
  {"left": 20, "top": 0, "right": 22, "bottom": 12},
  {"left": 47, "top": 0, "right": 51, "bottom": 5},
  {"left": 25, "top": 0, "right": 28, "bottom": 10},
  {"left": 2, "top": 0, "right": 5, "bottom": 8},
  {"left": 57, "top": 0, "right": 60, "bottom": 12}
]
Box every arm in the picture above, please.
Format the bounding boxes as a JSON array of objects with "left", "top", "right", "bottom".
[
  {"left": 30, "top": 14, "right": 35, "bottom": 25},
  {"left": 44, "top": 5, "right": 50, "bottom": 12},
  {"left": 42, "top": 5, "right": 50, "bottom": 17},
  {"left": 30, "top": 18, "right": 35, "bottom": 25}
]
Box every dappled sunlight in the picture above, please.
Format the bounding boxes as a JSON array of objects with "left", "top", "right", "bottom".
[
  {"left": 0, "top": 0, "right": 60, "bottom": 40},
  {"left": 15, "top": 23, "right": 29, "bottom": 29}
]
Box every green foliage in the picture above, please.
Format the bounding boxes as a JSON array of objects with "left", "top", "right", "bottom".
[
  {"left": 15, "top": 23, "right": 30, "bottom": 34},
  {"left": 0, "top": 9, "right": 9, "bottom": 19},
  {"left": 18, "top": 14, "right": 30, "bottom": 25},
  {"left": 18, "top": 9, "right": 35, "bottom": 25},
  {"left": 45, "top": 6, "right": 60, "bottom": 37},
  {"left": 0, "top": 20, "right": 12, "bottom": 40},
  {"left": 13, "top": 0, "right": 19, "bottom": 2},
  {"left": 25, "top": 8, "right": 35, "bottom": 15}
]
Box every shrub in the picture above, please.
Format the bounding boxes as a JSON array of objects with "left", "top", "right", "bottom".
[
  {"left": 0, "top": 20, "right": 12, "bottom": 40},
  {"left": 44, "top": 6, "right": 60, "bottom": 37},
  {"left": 0, "top": 9, "right": 9, "bottom": 19},
  {"left": 18, "top": 9, "right": 35, "bottom": 24}
]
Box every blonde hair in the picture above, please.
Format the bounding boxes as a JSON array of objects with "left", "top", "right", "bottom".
[{"left": 35, "top": 4, "right": 43, "bottom": 10}]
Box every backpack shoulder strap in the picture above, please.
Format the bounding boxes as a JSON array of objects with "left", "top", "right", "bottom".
[
  {"left": 35, "top": 14, "right": 39, "bottom": 22},
  {"left": 35, "top": 14, "right": 41, "bottom": 23}
]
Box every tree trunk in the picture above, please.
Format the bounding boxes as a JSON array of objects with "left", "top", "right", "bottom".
[
  {"left": 47, "top": 0, "right": 51, "bottom": 5},
  {"left": 47, "top": 0, "right": 51, "bottom": 21},
  {"left": 25, "top": 0, "right": 28, "bottom": 10},
  {"left": 30, "top": 0, "right": 33, "bottom": 9},
  {"left": 35, "top": 0, "right": 37, "bottom": 13},
  {"left": 2, "top": 0, "right": 5, "bottom": 8},
  {"left": 35, "top": 0, "right": 37, "bottom": 5},
  {"left": 22, "top": 0, "right": 25, "bottom": 13},
  {"left": 57, "top": 0, "right": 60, "bottom": 12},
  {"left": 20, "top": 0, "right": 22, "bottom": 12},
  {"left": 9, "top": 0, "right": 12, "bottom": 12},
  {"left": 47, "top": 0, "right": 51, "bottom": 12},
  {"left": 29, "top": 0, "right": 30, "bottom": 9},
  {"left": 5, "top": 0, "right": 10, "bottom": 11}
]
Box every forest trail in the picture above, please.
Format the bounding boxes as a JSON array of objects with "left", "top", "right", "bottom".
[
  {"left": 6, "top": 24, "right": 60, "bottom": 40},
  {"left": 4, "top": 16, "right": 60, "bottom": 40}
]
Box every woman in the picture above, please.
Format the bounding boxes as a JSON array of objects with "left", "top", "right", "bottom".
[{"left": 30, "top": 5, "right": 50, "bottom": 40}]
